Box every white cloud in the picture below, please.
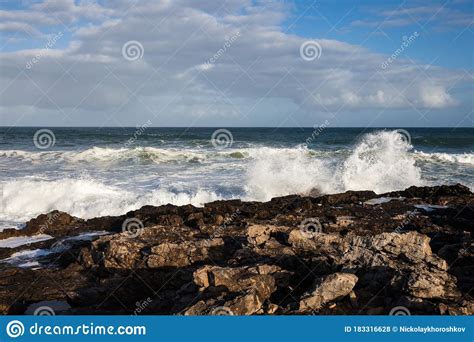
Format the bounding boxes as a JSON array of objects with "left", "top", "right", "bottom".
[
  {"left": 0, "top": 0, "right": 470, "bottom": 126},
  {"left": 419, "top": 83, "right": 457, "bottom": 108},
  {"left": 353, "top": 4, "right": 474, "bottom": 28}
]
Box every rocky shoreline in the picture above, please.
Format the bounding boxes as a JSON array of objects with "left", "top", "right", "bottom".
[{"left": 0, "top": 184, "right": 472, "bottom": 315}]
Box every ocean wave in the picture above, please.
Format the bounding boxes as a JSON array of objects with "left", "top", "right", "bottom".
[
  {"left": 245, "top": 130, "right": 424, "bottom": 200},
  {"left": 1, "top": 130, "right": 464, "bottom": 224},
  {"left": 0, "top": 145, "right": 345, "bottom": 166},
  {"left": 414, "top": 151, "right": 474, "bottom": 165},
  {"left": 3, "top": 143, "right": 471, "bottom": 167},
  {"left": 0, "top": 147, "right": 252, "bottom": 164},
  {"left": 1, "top": 178, "right": 223, "bottom": 223}
]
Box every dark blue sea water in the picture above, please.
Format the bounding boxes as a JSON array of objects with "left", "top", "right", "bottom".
[{"left": 1, "top": 127, "right": 472, "bottom": 227}]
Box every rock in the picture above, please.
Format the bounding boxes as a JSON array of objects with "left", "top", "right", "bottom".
[
  {"left": 406, "top": 268, "right": 461, "bottom": 299},
  {"left": 391, "top": 184, "right": 472, "bottom": 199},
  {"left": 439, "top": 301, "right": 474, "bottom": 315},
  {"left": 186, "top": 264, "right": 290, "bottom": 315},
  {"left": 185, "top": 212, "right": 205, "bottom": 228},
  {"left": 318, "top": 191, "right": 377, "bottom": 205},
  {"left": 193, "top": 265, "right": 279, "bottom": 298},
  {"left": 0, "top": 184, "right": 472, "bottom": 315},
  {"left": 333, "top": 216, "right": 356, "bottom": 228},
  {"left": 0, "top": 211, "right": 83, "bottom": 239},
  {"left": 349, "top": 291, "right": 358, "bottom": 307},
  {"left": 288, "top": 230, "right": 344, "bottom": 254},
  {"left": 349, "top": 231, "right": 431, "bottom": 259},
  {"left": 225, "top": 290, "right": 264, "bottom": 315},
  {"left": 299, "top": 273, "right": 358, "bottom": 312},
  {"left": 267, "top": 303, "right": 279, "bottom": 314},
  {"left": 90, "top": 234, "right": 147, "bottom": 269},
  {"left": 247, "top": 225, "right": 273, "bottom": 246},
  {"left": 214, "top": 214, "right": 225, "bottom": 226},
  {"left": 148, "top": 238, "right": 225, "bottom": 268},
  {"left": 339, "top": 232, "right": 448, "bottom": 271}
]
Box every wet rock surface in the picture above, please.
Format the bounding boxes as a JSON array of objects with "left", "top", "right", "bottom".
[{"left": 0, "top": 184, "right": 472, "bottom": 315}]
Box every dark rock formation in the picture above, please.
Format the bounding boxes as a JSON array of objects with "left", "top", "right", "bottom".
[{"left": 0, "top": 184, "right": 472, "bottom": 315}]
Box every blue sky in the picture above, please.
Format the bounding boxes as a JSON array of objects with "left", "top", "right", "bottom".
[
  {"left": 0, "top": 0, "right": 473, "bottom": 127},
  {"left": 285, "top": 0, "right": 473, "bottom": 69}
]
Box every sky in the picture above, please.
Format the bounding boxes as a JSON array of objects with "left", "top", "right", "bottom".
[{"left": 0, "top": 0, "right": 473, "bottom": 127}]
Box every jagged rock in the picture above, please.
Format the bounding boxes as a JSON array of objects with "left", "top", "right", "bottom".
[
  {"left": 0, "top": 184, "right": 472, "bottom": 315},
  {"left": 148, "top": 238, "right": 225, "bottom": 268},
  {"left": 0, "top": 211, "right": 83, "bottom": 239},
  {"left": 247, "top": 225, "right": 292, "bottom": 246},
  {"left": 86, "top": 231, "right": 151, "bottom": 269},
  {"left": 342, "top": 231, "right": 448, "bottom": 270},
  {"left": 193, "top": 264, "right": 283, "bottom": 297},
  {"left": 329, "top": 216, "right": 356, "bottom": 229},
  {"left": 439, "top": 301, "right": 474, "bottom": 315},
  {"left": 185, "top": 212, "right": 205, "bottom": 228},
  {"left": 187, "top": 264, "right": 291, "bottom": 315},
  {"left": 247, "top": 225, "right": 273, "bottom": 246},
  {"left": 225, "top": 290, "right": 264, "bottom": 315},
  {"left": 288, "top": 230, "right": 345, "bottom": 254},
  {"left": 299, "top": 273, "right": 358, "bottom": 311},
  {"left": 406, "top": 268, "right": 461, "bottom": 299}
]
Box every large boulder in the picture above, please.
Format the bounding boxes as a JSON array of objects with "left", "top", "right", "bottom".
[
  {"left": 148, "top": 238, "right": 225, "bottom": 268},
  {"left": 299, "top": 273, "right": 358, "bottom": 312}
]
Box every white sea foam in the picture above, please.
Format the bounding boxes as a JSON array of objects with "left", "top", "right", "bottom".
[
  {"left": 414, "top": 204, "right": 449, "bottom": 212},
  {"left": 244, "top": 146, "right": 337, "bottom": 201},
  {"left": 1, "top": 178, "right": 222, "bottom": 223},
  {"left": 2, "top": 248, "right": 50, "bottom": 268},
  {"left": 245, "top": 131, "right": 424, "bottom": 200},
  {"left": 0, "top": 131, "right": 468, "bottom": 224},
  {"left": 0, "top": 235, "right": 53, "bottom": 248},
  {"left": 2, "top": 143, "right": 472, "bottom": 168},
  {"left": 0, "top": 147, "right": 249, "bottom": 164},
  {"left": 414, "top": 151, "right": 474, "bottom": 165},
  {"left": 5, "top": 248, "right": 51, "bottom": 260},
  {"left": 340, "top": 131, "right": 423, "bottom": 194},
  {"left": 364, "top": 197, "right": 395, "bottom": 205}
]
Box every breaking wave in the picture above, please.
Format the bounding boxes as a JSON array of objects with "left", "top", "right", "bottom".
[
  {"left": 245, "top": 130, "right": 424, "bottom": 200},
  {"left": 0, "top": 147, "right": 250, "bottom": 164},
  {"left": 2, "top": 130, "right": 470, "bottom": 224},
  {"left": 414, "top": 151, "right": 474, "bottom": 165},
  {"left": 1, "top": 178, "right": 222, "bottom": 223}
]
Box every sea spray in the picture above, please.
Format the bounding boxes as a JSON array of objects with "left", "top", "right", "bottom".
[
  {"left": 340, "top": 130, "right": 423, "bottom": 193},
  {"left": 245, "top": 130, "right": 424, "bottom": 200},
  {"left": 0, "top": 129, "right": 471, "bottom": 226}
]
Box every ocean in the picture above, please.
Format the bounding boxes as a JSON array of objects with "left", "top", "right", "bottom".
[{"left": 1, "top": 127, "right": 472, "bottom": 229}]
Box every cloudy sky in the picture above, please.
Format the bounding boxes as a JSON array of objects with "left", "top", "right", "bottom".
[{"left": 0, "top": 0, "right": 473, "bottom": 127}]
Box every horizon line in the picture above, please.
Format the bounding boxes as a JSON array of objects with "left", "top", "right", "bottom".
[{"left": 1, "top": 126, "right": 473, "bottom": 129}]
